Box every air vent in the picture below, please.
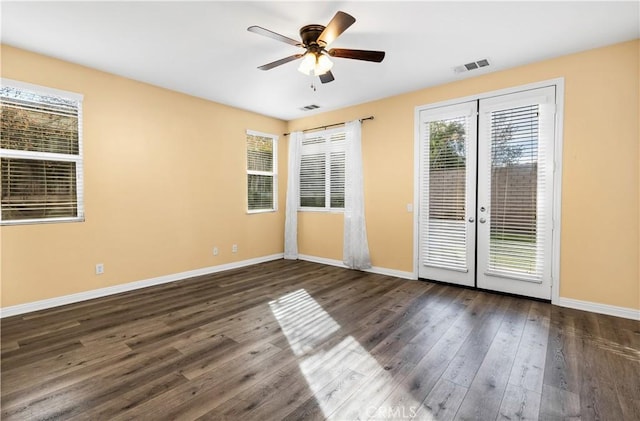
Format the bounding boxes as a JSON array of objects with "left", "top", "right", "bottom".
[
  {"left": 465, "top": 62, "right": 479, "bottom": 71},
  {"left": 300, "top": 104, "right": 320, "bottom": 111},
  {"left": 454, "top": 58, "right": 490, "bottom": 74}
]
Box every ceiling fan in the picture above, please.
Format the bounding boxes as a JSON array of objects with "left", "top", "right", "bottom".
[{"left": 247, "top": 11, "right": 385, "bottom": 84}]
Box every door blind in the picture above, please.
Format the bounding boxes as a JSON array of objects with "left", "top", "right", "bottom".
[
  {"left": 422, "top": 114, "right": 470, "bottom": 271},
  {"left": 487, "top": 104, "right": 547, "bottom": 280}
]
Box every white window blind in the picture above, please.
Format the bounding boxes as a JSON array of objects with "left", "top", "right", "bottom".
[
  {"left": 422, "top": 114, "right": 471, "bottom": 271},
  {"left": 487, "top": 104, "right": 547, "bottom": 280},
  {"left": 299, "top": 128, "right": 345, "bottom": 210},
  {"left": 0, "top": 80, "right": 84, "bottom": 225},
  {"left": 247, "top": 130, "right": 277, "bottom": 212}
]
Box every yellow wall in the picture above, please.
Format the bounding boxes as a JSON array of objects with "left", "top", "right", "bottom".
[
  {"left": 0, "top": 45, "right": 288, "bottom": 307},
  {"left": 2, "top": 40, "right": 638, "bottom": 312},
  {"left": 289, "top": 40, "right": 640, "bottom": 310}
]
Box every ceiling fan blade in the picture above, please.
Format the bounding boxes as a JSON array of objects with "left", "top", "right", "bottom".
[
  {"left": 318, "top": 11, "right": 356, "bottom": 47},
  {"left": 328, "top": 48, "right": 386, "bottom": 62},
  {"left": 319, "top": 71, "right": 335, "bottom": 84},
  {"left": 247, "top": 26, "right": 302, "bottom": 47},
  {"left": 257, "top": 54, "right": 304, "bottom": 70}
]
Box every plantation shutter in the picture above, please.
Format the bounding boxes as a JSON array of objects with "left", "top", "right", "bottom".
[
  {"left": 299, "top": 134, "right": 326, "bottom": 208},
  {"left": 247, "top": 131, "right": 277, "bottom": 211},
  {"left": 0, "top": 81, "right": 84, "bottom": 224},
  {"left": 299, "top": 127, "right": 345, "bottom": 209},
  {"left": 421, "top": 105, "right": 475, "bottom": 273},
  {"left": 329, "top": 131, "right": 346, "bottom": 208},
  {"left": 483, "top": 97, "right": 554, "bottom": 281}
]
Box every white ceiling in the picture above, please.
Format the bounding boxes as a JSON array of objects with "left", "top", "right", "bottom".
[{"left": 2, "top": 1, "right": 638, "bottom": 121}]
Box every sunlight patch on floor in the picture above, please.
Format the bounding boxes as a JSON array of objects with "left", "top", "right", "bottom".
[{"left": 269, "top": 289, "right": 430, "bottom": 420}]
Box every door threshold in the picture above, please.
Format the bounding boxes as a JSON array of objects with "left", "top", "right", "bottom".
[{"left": 417, "top": 277, "right": 551, "bottom": 303}]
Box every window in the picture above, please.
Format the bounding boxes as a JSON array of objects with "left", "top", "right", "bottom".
[
  {"left": 1, "top": 79, "right": 84, "bottom": 225},
  {"left": 299, "top": 128, "right": 345, "bottom": 210},
  {"left": 246, "top": 130, "right": 277, "bottom": 212}
]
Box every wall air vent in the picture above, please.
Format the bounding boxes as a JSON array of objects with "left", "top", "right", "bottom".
[
  {"left": 454, "top": 58, "right": 490, "bottom": 74},
  {"left": 300, "top": 104, "right": 320, "bottom": 111}
]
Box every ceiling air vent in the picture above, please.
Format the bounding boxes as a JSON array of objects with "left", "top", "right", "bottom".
[
  {"left": 300, "top": 104, "right": 320, "bottom": 111},
  {"left": 454, "top": 58, "right": 490, "bottom": 74}
]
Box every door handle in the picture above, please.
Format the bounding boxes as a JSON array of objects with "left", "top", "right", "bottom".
[
  {"left": 468, "top": 217, "right": 475, "bottom": 223},
  {"left": 479, "top": 217, "right": 486, "bottom": 223}
]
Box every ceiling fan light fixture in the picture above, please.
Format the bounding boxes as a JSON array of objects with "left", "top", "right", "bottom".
[
  {"left": 314, "top": 54, "right": 333, "bottom": 76},
  {"left": 298, "top": 52, "right": 316, "bottom": 75},
  {"left": 251, "top": 10, "right": 384, "bottom": 83}
]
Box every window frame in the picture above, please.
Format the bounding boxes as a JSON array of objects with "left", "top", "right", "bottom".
[
  {"left": 0, "top": 78, "right": 84, "bottom": 225},
  {"left": 246, "top": 129, "right": 278, "bottom": 214},
  {"left": 298, "top": 127, "right": 346, "bottom": 213}
]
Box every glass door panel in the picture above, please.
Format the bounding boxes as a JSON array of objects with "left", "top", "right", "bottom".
[
  {"left": 418, "top": 101, "right": 477, "bottom": 287},
  {"left": 477, "top": 86, "right": 555, "bottom": 299}
]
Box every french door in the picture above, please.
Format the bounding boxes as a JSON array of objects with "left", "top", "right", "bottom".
[
  {"left": 418, "top": 86, "right": 556, "bottom": 299},
  {"left": 418, "top": 101, "right": 478, "bottom": 287}
]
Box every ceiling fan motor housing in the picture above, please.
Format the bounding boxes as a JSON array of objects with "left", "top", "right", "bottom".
[{"left": 300, "top": 24, "right": 326, "bottom": 48}]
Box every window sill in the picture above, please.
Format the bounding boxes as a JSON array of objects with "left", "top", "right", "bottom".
[
  {"left": 298, "top": 208, "right": 344, "bottom": 214},
  {"left": 247, "top": 209, "right": 277, "bottom": 215},
  {"left": 0, "top": 216, "right": 85, "bottom": 226}
]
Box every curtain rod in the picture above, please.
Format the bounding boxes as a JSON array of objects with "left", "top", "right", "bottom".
[{"left": 283, "top": 116, "right": 374, "bottom": 136}]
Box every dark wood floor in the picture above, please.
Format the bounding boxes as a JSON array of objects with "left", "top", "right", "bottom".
[{"left": 1, "top": 260, "right": 639, "bottom": 420}]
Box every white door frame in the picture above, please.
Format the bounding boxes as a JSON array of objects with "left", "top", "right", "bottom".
[{"left": 413, "top": 78, "right": 565, "bottom": 304}]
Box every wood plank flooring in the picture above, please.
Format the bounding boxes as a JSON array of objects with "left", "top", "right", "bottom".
[{"left": 1, "top": 259, "right": 639, "bottom": 420}]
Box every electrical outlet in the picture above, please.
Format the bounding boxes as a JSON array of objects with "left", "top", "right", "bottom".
[
  {"left": 232, "top": 244, "right": 238, "bottom": 253},
  {"left": 213, "top": 247, "right": 219, "bottom": 256},
  {"left": 95, "top": 263, "right": 104, "bottom": 275}
]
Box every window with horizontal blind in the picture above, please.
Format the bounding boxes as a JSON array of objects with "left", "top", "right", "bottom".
[
  {"left": 0, "top": 79, "right": 84, "bottom": 225},
  {"left": 247, "top": 130, "right": 277, "bottom": 212},
  {"left": 299, "top": 128, "right": 345, "bottom": 210}
]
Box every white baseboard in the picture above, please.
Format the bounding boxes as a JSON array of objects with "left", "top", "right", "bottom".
[
  {"left": 298, "top": 254, "right": 417, "bottom": 280},
  {"left": 0, "top": 253, "right": 284, "bottom": 318},
  {"left": 554, "top": 297, "right": 640, "bottom": 321},
  {"left": 5, "top": 253, "right": 636, "bottom": 322},
  {"left": 298, "top": 255, "right": 639, "bottom": 320}
]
